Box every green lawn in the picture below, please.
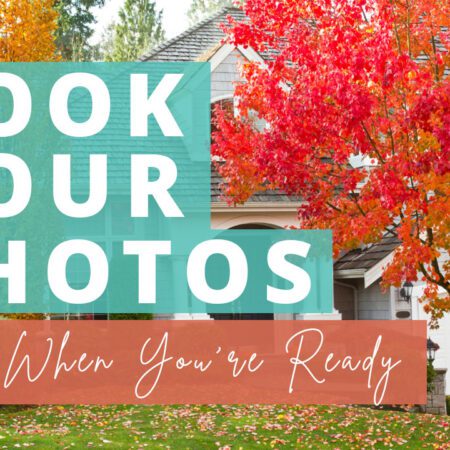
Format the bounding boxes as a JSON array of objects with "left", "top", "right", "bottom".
[{"left": 0, "top": 404, "right": 448, "bottom": 449}]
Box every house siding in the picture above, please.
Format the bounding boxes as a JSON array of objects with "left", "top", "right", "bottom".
[
  {"left": 211, "top": 50, "right": 243, "bottom": 101},
  {"left": 356, "top": 281, "right": 392, "bottom": 320}
]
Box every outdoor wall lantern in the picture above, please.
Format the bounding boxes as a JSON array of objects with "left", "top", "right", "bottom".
[
  {"left": 399, "top": 281, "right": 413, "bottom": 302},
  {"left": 427, "top": 338, "right": 439, "bottom": 363}
]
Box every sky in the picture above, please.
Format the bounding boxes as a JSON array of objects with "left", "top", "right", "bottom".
[{"left": 91, "top": 0, "right": 193, "bottom": 45}]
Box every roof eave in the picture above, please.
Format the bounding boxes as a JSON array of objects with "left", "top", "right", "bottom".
[
  {"left": 334, "top": 269, "right": 366, "bottom": 279},
  {"left": 363, "top": 252, "right": 394, "bottom": 288},
  {"left": 334, "top": 250, "right": 396, "bottom": 285}
]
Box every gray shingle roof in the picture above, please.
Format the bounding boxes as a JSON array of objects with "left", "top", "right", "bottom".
[
  {"left": 141, "top": 7, "right": 246, "bottom": 63},
  {"left": 334, "top": 235, "right": 401, "bottom": 272},
  {"left": 211, "top": 164, "right": 301, "bottom": 203}
]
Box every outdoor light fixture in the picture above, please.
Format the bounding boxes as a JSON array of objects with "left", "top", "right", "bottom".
[
  {"left": 427, "top": 338, "right": 439, "bottom": 363},
  {"left": 399, "top": 281, "right": 413, "bottom": 302}
]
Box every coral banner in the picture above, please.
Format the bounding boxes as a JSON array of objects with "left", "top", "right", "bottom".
[{"left": 0, "top": 320, "right": 426, "bottom": 405}]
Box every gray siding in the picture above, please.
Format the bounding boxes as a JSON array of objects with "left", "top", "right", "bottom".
[
  {"left": 211, "top": 50, "right": 243, "bottom": 101},
  {"left": 356, "top": 280, "right": 391, "bottom": 320}
]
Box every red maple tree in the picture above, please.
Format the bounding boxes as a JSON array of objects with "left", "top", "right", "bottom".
[{"left": 212, "top": 0, "right": 449, "bottom": 323}]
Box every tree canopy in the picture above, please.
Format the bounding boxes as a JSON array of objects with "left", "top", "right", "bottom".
[
  {"left": 104, "top": 0, "right": 165, "bottom": 62},
  {"left": 54, "top": 0, "right": 105, "bottom": 61},
  {"left": 188, "top": 0, "right": 233, "bottom": 25},
  {"left": 0, "top": 0, "right": 58, "bottom": 62},
  {"left": 213, "top": 0, "right": 450, "bottom": 323}
]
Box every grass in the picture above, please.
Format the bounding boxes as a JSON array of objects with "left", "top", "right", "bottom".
[{"left": 0, "top": 404, "right": 448, "bottom": 449}]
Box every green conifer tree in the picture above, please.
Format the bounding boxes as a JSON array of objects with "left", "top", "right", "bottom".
[
  {"left": 106, "top": 0, "right": 165, "bottom": 62},
  {"left": 187, "top": 0, "right": 233, "bottom": 25}
]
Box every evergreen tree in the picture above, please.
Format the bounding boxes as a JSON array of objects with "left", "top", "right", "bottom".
[
  {"left": 187, "top": 0, "right": 233, "bottom": 25},
  {"left": 106, "top": 0, "right": 165, "bottom": 62},
  {"left": 55, "top": 0, "right": 105, "bottom": 61},
  {"left": 99, "top": 21, "right": 116, "bottom": 61}
]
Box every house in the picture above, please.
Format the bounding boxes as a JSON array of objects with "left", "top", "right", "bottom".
[{"left": 140, "top": 6, "right": 449, "bottom": 393}]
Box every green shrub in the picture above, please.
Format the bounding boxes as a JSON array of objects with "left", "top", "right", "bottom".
[{"left": 427, "top": 362, "right": 437, "bottom": 393}]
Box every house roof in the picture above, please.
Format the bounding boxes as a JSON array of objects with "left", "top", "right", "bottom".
[
  {"left": 211, "top": 164, "right": 301, "bottom": 204},
  {"left": 334, "top": 235, "right": 401, "bottom": 273},
  {"left": 141, "top": 7, "right": 246, "bottom": 63}
]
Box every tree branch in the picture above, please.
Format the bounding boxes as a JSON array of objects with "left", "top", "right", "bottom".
[{"left": 360, "top": 122, "right": 386, "bottom": 164}]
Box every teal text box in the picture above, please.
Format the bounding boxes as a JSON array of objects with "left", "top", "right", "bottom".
[{"left": 0, "top": 63, "right": 333, "bottom": 314}]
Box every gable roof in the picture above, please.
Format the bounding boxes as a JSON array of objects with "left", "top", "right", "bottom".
[{"left": 141, "top": 7, "right": 246, "bottom": 63}]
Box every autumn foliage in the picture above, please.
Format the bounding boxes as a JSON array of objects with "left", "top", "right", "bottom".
[
  {"left": 213, "top": 0, "right": 449, "bottom": 322},
  {"left": 0, "top": 0, "right": 58, "bottom": 62}
]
